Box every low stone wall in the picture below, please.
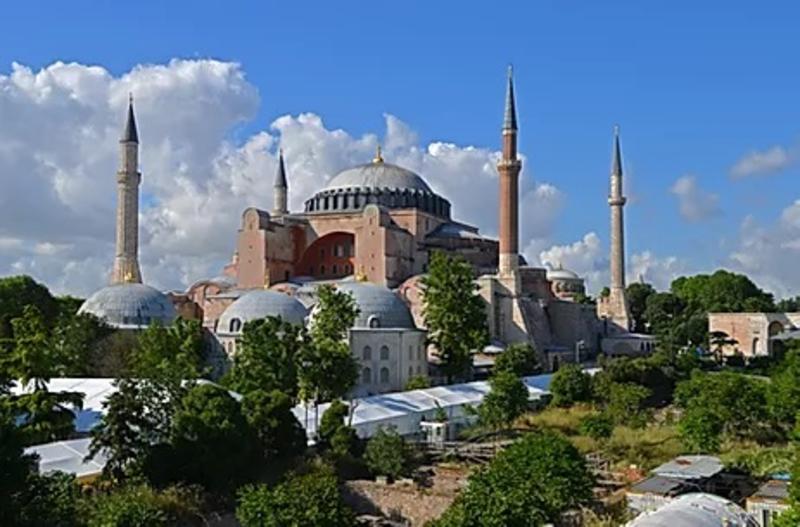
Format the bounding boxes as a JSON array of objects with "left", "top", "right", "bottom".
[{"left": 345, "top": 465, "right": 469, "bottom": 526}]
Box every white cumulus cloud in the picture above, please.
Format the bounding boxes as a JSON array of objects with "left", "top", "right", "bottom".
[
  {"left": 730, "top": 145, "right": 794, "bottom": 179},
  {"left": 670, "top": 174, "right": 721, "bottom": 223}
]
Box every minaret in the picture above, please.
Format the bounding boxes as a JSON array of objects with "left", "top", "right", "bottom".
[
  {"left": 497, "top": 65, "right": 522, "bottom": 278},
  {"left": 602, "top": 125, "right": 631, "bottom": 330},
  {"left": 111, "top": 95, "right": 143, "bottom": 284},
  {"left": 273, "top": 149, "right": 288, "bottom": 216}
]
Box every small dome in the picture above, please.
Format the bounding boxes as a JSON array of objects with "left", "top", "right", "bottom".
[
  {"left": 217, "top": 289, "right": 307, "bottom": 336},
  {"left": 336, "top": 282, "right": 415, "bottom": 329},
  {"left": 323, "top": 162, "right": 433, "bottom": 193},
  {"left": 547, "top": 267, "right": 582, "bottom": 281},
  {"left": 79, "top": 283, "right": 177, "bottom": 329}
]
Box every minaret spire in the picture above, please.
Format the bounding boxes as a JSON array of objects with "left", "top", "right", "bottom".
[
  {"left": 598, "top": 124, "right": 631, "bottom": 331},
  {"left": 273, "top": 148, "right": 288, "bottom": 216},
  {"left": 111, "top": 96, "right": 143, "bottom": 284},
  {"left": 497, "top": 65, "right": 522, "bottom": 279},
  {"left": 503, "top": 65, "right": 517, "bottom": 131}
]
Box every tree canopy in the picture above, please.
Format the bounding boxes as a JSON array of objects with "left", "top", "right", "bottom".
[
  {"left": 549, "top": 364, "right": 592, "bottom": 407},
  {"left": 493, "top": 343, "right": 538, "bottom": 377},
  {"left": 421, "top": 251, "right": 488, "bottom": 382},
  {"left": 431, "top": 431, "right": 595, "bottom": 526}
]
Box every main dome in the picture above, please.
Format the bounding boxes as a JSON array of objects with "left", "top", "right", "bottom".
[
  {"left": 323, "top": 162, "right": 433, "bottom": 193},
  {"left": 304, "top": 159, "right": 451, "bottom": 219},
  {"left": 79, "top": 283, "right": 177, "bottom": 329}
]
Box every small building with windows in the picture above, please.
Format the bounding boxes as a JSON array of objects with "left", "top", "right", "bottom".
[{"left": 335, "top": 282, "right": 427, "bottom": 396}]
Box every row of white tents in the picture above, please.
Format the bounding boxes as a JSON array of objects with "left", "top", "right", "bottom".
[{"left": 15, "top": 372, "right": 558, "bottom": 480}]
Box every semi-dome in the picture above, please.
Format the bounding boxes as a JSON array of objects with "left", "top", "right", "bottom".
[
  {"left": 336, "top": 282, "right": 415, "bottom": 329},
  {"left": 79, "top": 283, "right": 177, "bottom": 329},
  {"left": 217, "top": 289, "right": 307, "bottom": 336},
  {"left": 304, "top": 158, "right": 451, "bottom": 219}
]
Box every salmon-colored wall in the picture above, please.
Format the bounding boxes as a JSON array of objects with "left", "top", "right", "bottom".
[{"left": 296, "top": 232, "right": 356, "bottom": 279}]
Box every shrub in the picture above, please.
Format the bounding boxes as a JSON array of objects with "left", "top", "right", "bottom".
[
  {"left": 579, "top": 413, "right": 613, "bottom": 440},
  {"left": 364, "top": 427, "right": 410, "bottom": 481}
]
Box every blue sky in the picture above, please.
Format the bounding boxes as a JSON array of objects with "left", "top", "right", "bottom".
[{"left": 1, "top": 1, "right": 799, "bottom": 295}]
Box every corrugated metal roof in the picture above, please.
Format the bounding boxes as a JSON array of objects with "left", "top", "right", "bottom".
[
  {"left": 652, "top": 456, "right": 724, "bottom": 480},
  {"left": 626, "top": 493, "right": 758, "bottom": 527}
]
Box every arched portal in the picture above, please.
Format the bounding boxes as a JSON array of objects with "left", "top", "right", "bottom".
[{"left": 297, "top": 232, "right": 355, "bottom": 280}]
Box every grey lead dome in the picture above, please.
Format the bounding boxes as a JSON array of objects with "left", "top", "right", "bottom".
[
  {"left": 336, "top": 282, "right": 415, "bottom": 329},
  {"left": 323, "top": 162, "right": 433, "bottom": 193},
  {"left": 79, "top": 283, "right": 177, "bottom": 329},
  {"left": 217, "top": 289, "right": 307, "bottom": 336}
]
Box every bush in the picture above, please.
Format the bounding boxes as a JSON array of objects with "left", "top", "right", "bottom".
[
  {"left": 236, "top": 464, "right": 354, "bottom": 527},
  {"left": 549, "top": 365, "right": 592, "bottom": 407},
  {"left": 431, "top": 431, "right": 595, "bottom": 526},
  {"left": 579, "top": 413, "right": 613, "bottom": 440},
  {"left": 87, "top": 484, "right": 203, "bottom": 527},
  {"left": 364, "top": 427, "right": 410, "bottom": 481}
]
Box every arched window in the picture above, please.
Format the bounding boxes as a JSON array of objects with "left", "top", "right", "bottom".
[
  {"left": 362, "top": 367, "right": 372, "bottom": 384},
  {"left": 368, "top": 315, "right": 381, "bottom": 328},
  {"left": 362, "top": 346, "right": 372, "bottom": 360},
  {"left": 408, "top": 346, "right": 413, "bottom": 360},
  {"left": 408, "top": 366, "right": 413, "bottom": 377},
  {"left": 418, "top": 345, "right": 424, "bottom": 361},
  {"left": 230, "top": 318, "right": 242, "bottom": 333},
  {"left": 380, "top": 367, "right": 390, "bottom": 384},
  {"left": 380, "top": 345, "right": 390, "bottom": 360}
]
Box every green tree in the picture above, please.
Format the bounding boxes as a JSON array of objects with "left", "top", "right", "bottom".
[
  {"left": 242, "top": 389, "right": 306, "bottom": 463},
  {"left": 16, "top": 471, "right": 83, "bottom": 527},
  {"left": 0, "top": 413, "right": 37, "bottom": 525},
  {"left": 364, "top": 427, "right": 410, "bottom": 481},
  {"left": 299, "top": 286, "right": 359, "bottom": 418},
  {"left": 493, "top": 343, "right": 538, "bottom": 377},
  {"left": 169, "top": 383, "right": 259, "bottom": 493},
  {"left": 0, "top": 275, "right": 58, "bottom": 341},
  {"left": 236, "top": 464, "right": 355, "bottom": 527},
  {"left": 318, "top": 399, "right": 349, "bottom": 447},
  {"left": 131, "top": 319, "right": 205, "bottom": 380},
  {"left": 671, "top": 270, "right": 775, "bottom": 313},
  {"left": 225, "top": 316, "right": 307, "bottom": 397},
  {"left": 51, "top": 312, "right": 111, "bottom": 376},
  {"left": 626, "top": 282, "right": 655, "bottom": 333},
  {"left": 6, "top": 305, "right": 84, "bottom": 445},
  {"left": 549, "top": 364, "right": 592, "bottom": 407},
  {"left": 578, "top": 413, "right": 613, "bottom": 440},
  {"left": 767, "top": 348, "right": 800, "bottom": 432},
  {"left": 776, "top": 296, "right": 800, "bottom": 313},
  {"left": 708, "top": 330, "right": 738, "bottom": 364},
  {"left": 605, "top": 382, "right": 651, "bottom": 428},
  {"left": 431, "top": 431, "right": 594, "bottom": 526},
  {"left": 479, "top": 369, "right": 528, "bottom": 432},
  {"left": 421, "top": 251, "right": 488, "bottom": 382},
  {"left": 675, "top": 371, "right": 771, "bottom": 450}
]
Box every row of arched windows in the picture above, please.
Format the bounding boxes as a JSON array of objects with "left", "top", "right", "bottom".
[
  {"left": 304, "top": 188, "right": 450, "bottom": 218},
  {"left": 362, "top": 366, "right": 390, "bottom": 384}
]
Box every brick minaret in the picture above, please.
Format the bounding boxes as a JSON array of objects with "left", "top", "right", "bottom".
[
  {"left": 599, "top": 125, "right": 631, "bottom": 330},
  {"left": 111, "top": 96, "right": 143, "bottom": 284},
  {"left": 497, "top": 66, "right": 521, "bottom": 278},
  {"left": 273, "top": 148, "right": 288, "bottom": 216}
]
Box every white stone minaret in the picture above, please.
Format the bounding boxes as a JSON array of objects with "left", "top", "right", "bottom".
[
  {"left": 598, "top": 125, "right": 631, "bottom": 331},
  {"left": 111, "top": 96, "right": 143, "bottom": 284},
  {"left": 273, "top": 148, "right": 288, "bottom": 216}
]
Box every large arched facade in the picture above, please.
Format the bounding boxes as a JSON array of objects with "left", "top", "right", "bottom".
[{"left": 296, "top": 232, "right": 355, "bottom": 280}]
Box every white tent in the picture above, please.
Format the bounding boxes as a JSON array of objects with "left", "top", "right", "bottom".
[
  {"left": 626, "top": 493, "right": 759, "bottom": 527},
  {"left": 25, "top": 438, "right": 107, "bottom": 482}
]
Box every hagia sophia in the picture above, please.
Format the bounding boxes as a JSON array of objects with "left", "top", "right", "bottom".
[{"left": 79, "top": 69, "right": 654, "bottom": 395}]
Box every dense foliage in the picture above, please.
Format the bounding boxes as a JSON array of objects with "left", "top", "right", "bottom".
[
  {"left": 236, "top": 464, "right": 355, "bottom": 527},
  {"left": 493, "top": 343, "right": 538, "bottom": 377},
  {"left": 422, "top": 251, "right": 488, "bottom": 382},
  {"left": 479, "top": 369, "right": 528, "bottom": 432},
  {"left": 364, "top": 426, "right": 410, "bottom": 480},
  {"left": 549, "top": 364, "right": 593, "bottom": 407},
  {"left": 430, "top": 431, "right": 595, "bottom": 526}
]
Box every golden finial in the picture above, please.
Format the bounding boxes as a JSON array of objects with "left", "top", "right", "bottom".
[
  {"left": 373, "top": 144, "right": 384, "bottom": 164},
  {"left": 123, "top": 270, "right": 134, "bottom": 283},
  {"left": 355, "top": 267, "right": 368, "bottom": 282},
  {"left": 263, "top": 268, "right": 272, "bottom": 289}
]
